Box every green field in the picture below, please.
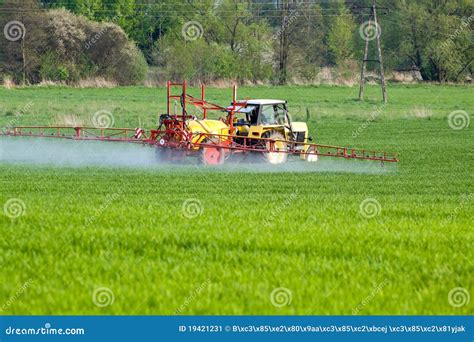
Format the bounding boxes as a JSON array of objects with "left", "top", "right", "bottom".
[{"left": 0, "top": 84, "right": 472, "bottom": 315}]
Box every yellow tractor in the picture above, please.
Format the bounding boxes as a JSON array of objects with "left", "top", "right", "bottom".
[{"left": 227, "top": 99, "right": 317, "bottom": 164}]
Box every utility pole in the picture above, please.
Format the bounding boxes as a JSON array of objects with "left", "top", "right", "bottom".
[
  {"left": 21, "top": 12, "right": 27, "bottom": 85},
  {"left": 358, "top": 0, "right": 387, "bottom": 103},
  {"left": 278, "top": 0, "right": 289, "bottom": 85}
]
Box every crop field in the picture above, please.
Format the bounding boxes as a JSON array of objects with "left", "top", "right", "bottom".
[{"left": 0, "top": 84, "right": 472, "bottom": 315}]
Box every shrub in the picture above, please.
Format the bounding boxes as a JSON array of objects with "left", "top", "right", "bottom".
[
  {"left": 0, "top": 6, "right": 147, "bottom": 85},
  {"left": 85, "top": 22, "right": 147, "bottom": 85}
]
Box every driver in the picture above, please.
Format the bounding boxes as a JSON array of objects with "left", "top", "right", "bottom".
[{"left": 249, "top": 108, "right": 258, "bottom": 125}]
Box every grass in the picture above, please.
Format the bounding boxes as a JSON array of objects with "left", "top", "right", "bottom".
[{"left": 0, "top": 84, "right": 472, "bottom": 315}]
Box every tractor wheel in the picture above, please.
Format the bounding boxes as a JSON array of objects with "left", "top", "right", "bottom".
[
  {"left": 199, "top": 140, "right": 225, "bottom": 165},
  {"left": 263, "top": 131, "right": 288, "bottom": 165},
  {"left": 305, "top": 146, "right": 319, "bottom": 162},
  {"left": 306, "top": 154, "right": 318, "bottom": 162}
]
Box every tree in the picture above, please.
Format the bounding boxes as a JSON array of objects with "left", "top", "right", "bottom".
[
  {"left": 285, "top": 3, "right": 326, "bottom": 81},
  {"left": 394, "top": 0, "right": 473, "bottom": 81},
  {"left": 152, "top": 0, "right": 272, "bottom": 84},
  {"left": 327, "top": 6, "right": 356, "bottom": 68},
  {"left": 0, "top": 0, "right": 44, "bottom": 84}
]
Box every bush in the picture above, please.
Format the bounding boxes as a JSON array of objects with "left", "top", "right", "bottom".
[
  {"left": 39, "top": 53, "right": 69, "bottom": 82},
  {"left": 85, "top": 22, "right": 147, "bottom": 85},
  {"left": 0, "top": 6, "right": 147, "bottom": 85}
]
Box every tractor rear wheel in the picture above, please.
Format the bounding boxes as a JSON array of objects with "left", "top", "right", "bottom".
[
  {"left": 199, "top": 139, "right": 225, "bottom": 165},
  {"left": 263, "top": 131, "right": 288, "bottom": 165}
]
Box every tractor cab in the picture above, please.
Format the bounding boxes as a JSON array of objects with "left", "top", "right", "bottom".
[{"left": 227, "top": 100, "right": 291, "bottom": 138}]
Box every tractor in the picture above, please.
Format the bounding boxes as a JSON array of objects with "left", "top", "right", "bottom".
[
  {"left": 157, "top": 82, "right": 317, "bottom": 165},
  {"left": 227, "top": 99, "right": 316, "bottom": 164}
]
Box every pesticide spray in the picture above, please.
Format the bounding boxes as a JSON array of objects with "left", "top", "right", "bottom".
[{"left": 0, "top": 137, "right": 393, "bottom": 174}]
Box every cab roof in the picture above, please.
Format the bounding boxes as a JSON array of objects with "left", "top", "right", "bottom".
[
  {"left": 225, "top": 99, "right": 286, "bottom": 112},
  {"left": 245, "top": 99, "right": 286, "bottom": 105}
]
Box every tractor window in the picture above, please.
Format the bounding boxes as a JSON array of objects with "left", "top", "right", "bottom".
[
  {"left": 234, "top": 105, "right": 258, "bottom": 125},
  {"left": 274, "top": 104, "right": 287, "bottom": 124},
  {"left": 259, "top": 104, "right": 288, "bottom": 125},
  {"left": 259, "top": 105, "right": 274, "bottom": 125},
  {"left": 246, "top": 105, "right": 259, "bottom": 125}
]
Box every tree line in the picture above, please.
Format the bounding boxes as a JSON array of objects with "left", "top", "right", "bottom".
[{"left": 0, "top": 0, "right": 472, "bottom": 85}]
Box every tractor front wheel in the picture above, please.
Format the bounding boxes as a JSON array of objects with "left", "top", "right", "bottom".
[
  {"left": 263, "top": 131, "right": 288, "bottom": 165},
  {"left": 304, "top": 146, "right": 319, "bottom": 162}
]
